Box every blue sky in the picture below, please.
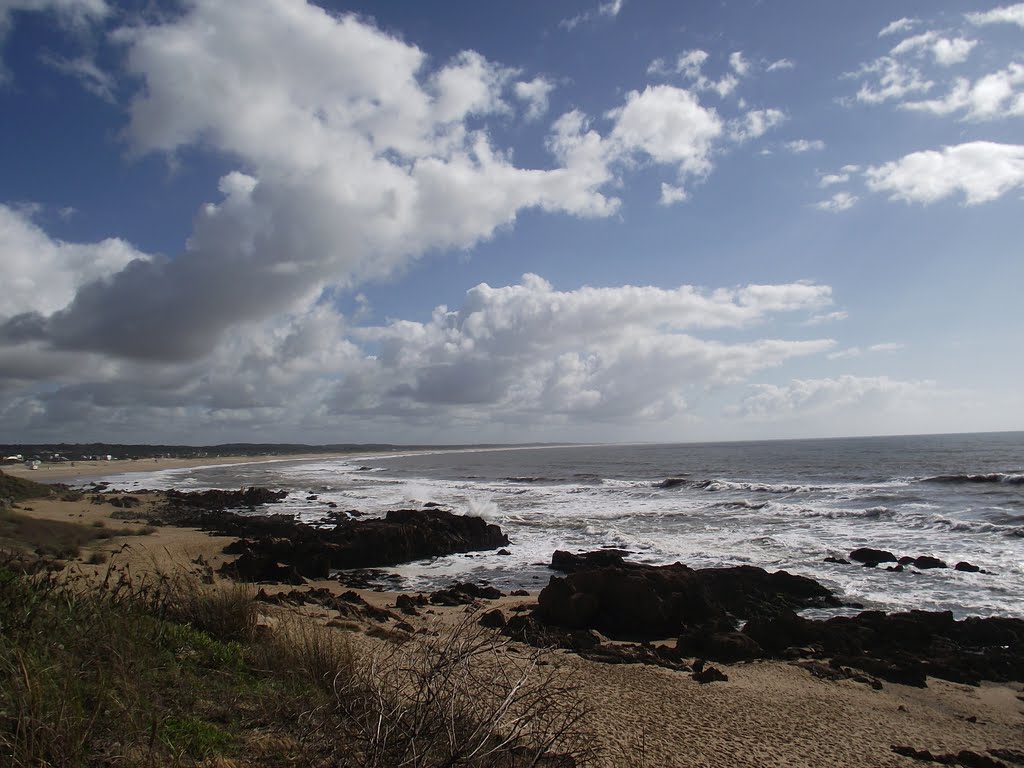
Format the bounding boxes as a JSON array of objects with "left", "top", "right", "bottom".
[{"left": 1, "top": 0, "right": 1022, "bottom": 444}]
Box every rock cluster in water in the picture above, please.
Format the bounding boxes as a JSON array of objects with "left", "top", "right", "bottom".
[
  {"left": 152, "top": 488, "right": 510, "bottom": 580},
  {"left": 504, "top": 550, "right": 1024, "bottom": 687}
]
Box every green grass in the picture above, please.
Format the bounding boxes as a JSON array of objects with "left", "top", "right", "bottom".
[{"left": 160, "top": 716, "right": 234, "bottom": 759}]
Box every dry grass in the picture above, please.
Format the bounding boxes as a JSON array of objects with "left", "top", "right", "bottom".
[
  {"left": 331, "top": 615, "right": 595, "bottom": 767},
  {"left": 0, "top": 557, "right": 598, "bottom": 767}
]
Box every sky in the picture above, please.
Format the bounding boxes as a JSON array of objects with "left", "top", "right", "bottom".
[{"left": 0, "top": 0, "right": 1022, "bottom": 445}]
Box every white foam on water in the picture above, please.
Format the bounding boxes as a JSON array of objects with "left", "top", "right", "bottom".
[{"left": 82, "top": 450, "right": 1024, "bottom": 616}]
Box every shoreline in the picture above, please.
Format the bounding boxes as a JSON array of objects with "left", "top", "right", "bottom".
[
  {"left": 2, "top": 487, "right": 1023, "bottom": 766},
  {"left": 0, "top": 442, "right": 607, "bottom": 485},
  {"left": 1, "top": 452, "right": 389, "bottom": 484}
]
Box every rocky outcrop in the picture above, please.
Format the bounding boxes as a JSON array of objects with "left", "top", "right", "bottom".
[
  {"left": 153, "top": 490, "right": 509, "bottom": 580},
  {"left": 164, "top": 487, "right": 289, "bottom": 510},
  {"left": 256, "top": 587, "right": 398, "bottom": 623},
  {"left": 849, "top": 548, "right": 897, "bottom": 566},
  {"left": 536, "top": 554, "right": 837, "bottom": 638},
  {"left": 429, "top": 582, "right": 503, "bottom": 606},
  {"left": 743, "top": 608, "right": 1024, "bottom": 686},
  {"left": 520, "top": 551, "right": 1024, "bottom": 687}
]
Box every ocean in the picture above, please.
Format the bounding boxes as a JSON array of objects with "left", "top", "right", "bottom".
[{"left": 98, "top": 432, "right": 1024, "bottom": 619}]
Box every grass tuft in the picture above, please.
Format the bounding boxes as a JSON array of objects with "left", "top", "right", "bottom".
[{"left": 0, "top": 555, "right": 597, "bottom": 766}]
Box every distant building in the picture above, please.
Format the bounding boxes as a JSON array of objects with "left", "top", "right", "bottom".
[{"left": 25, "top": 460, "right": 41, "bottom": 470}]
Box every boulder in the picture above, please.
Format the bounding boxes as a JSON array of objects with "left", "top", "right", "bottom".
[
  {"left": 157, "top": 500, "right": 510, "bottom": 579},
  {"left": 479, "top": 609, "right": 507, "bottom": 628},
  {"left": 955, "top": 561, "right": 981, "bottom": 573},
  {"left": 549, "top": 549, "right": 629, "bottom": 573},
  {"left": 221, "top": 553, "right": 304, "bottom": 585},
  {"left": 429, "top": 582, "right": 503, "bottom": 606},
  {"left": 678, "top": 630, "right": 763, "bottom": 662},
  {"left": 536, "top": 555, "right": 837, "bottom": 639},
  {"left": 911, "top": 556, "right": 947, "bottom": 570},
  {"left": 849, "top": 548, "right": 897, "bottom": 565},
  {"left": 692, "top": 665, "right": 728, "bottom": 684}
]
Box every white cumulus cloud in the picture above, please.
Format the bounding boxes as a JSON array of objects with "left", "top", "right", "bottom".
[
  {"left": 785, "top": 139, "right": 825, "bottom": 153},
  {"left": 966, "top": 3, "right": 1024, "bottom": 28},
  {"left": 728, "top": 109, "right": 786, "bottom": 143},
  {"left": 902, "top": 63, "right": 1024, "bottom": 120},
  {"left": 879, "top": 17, "right": 918, "bottom": 37},
  {"left": 731, "top": 375, "right": 936, "bottom": 419},
  {"left": 865, "top": 142, "right": 1024, "bottom": 205},
  {"left": 514, "top": 76, "right": 556, "bottom": 121},
  {"left": 813, "top": 192, "right": 859, "bottom": 212},
  {"left": 0, "top": 204, "right": 147, "bottom": 319},
  {"left": 607, "top": 84, "right": 723, "bottom": 179},
  {"left": 890, "top": 32, "right": 977, "bottom": 66}
]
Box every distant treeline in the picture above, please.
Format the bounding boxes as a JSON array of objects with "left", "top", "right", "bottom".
[
  {"left": 0, "top": 442, "right": 549, "bottom": 462},
  {"left": 1, "top": 443, "right": 401, "bottom": 461}
]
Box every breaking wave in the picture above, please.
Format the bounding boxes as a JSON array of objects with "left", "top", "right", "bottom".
[{"left": 921, "top": 473, "right": 1024, "bottom": 485}]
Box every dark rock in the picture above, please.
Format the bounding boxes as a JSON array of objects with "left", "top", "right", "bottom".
[
  {"left": 396, "top": 593, "right": 426, "bottom": 616},
  {"left": 887, "top": 564, "right": 905, "bottom": 572},
  {"left": 549, "top": 549, "right": 629, "bottom": 573},
  {"left": 159, "top": 502, "right": 509, "bottom": 579},
  {"left": 497, "top": 549, "right": 511, "bottom": 556},
  {"left": 220, "top": 553, "right": 305, "bottom": 585},
  {"left": 955, "top": 751, "right": 1006, "bottom": 768},
  {"left": 988, "top": 750, "right": 1024, "bottom": 765},
  {"left": 579, "top": 642, "right": 688, "bottom": 671},
  {"left": 510, "top": 589, "right": 530, "bottom": 597},
  {"left": 832, "top": 654, "right": 927, "bottom": 688},
  {"left": 798, "top": 661, "right": 885, "bottom": 690},
  {"left": 955, "top": 561, "right": 981, "bottom": 573},
  {"left": 850, "top": 548, "right": 897, "bottom": 565},
  {"left": 326, "top": 502, "right": 338, "bottom": 509},
  {"left": 429, "top": 582, "right": 503, "bottom": 606},
  {"left": 912, "top": 556, "right": 947, "bottom": 570},
  {"left": 653, "top": 478, "right": 688, "bottom": 489},
  {"left": 109, "top": 495, "right": 141, "bottom": 508},
  {"left": 743, "top": 609, "right": 810, "bottom": 656},
  {"left": 165, "top": 487, "right": 289, "bottom": 510},
  {"left": 537, "top": 557, "right": 837, "bottom": 639},
  {"left": 899, "top": 556, "right": 917, "bottom": 566},
  {"left": 479, "top": 609, "right": 507, "bottom": 628},
  {"left": 892, "top": 748, "right": 1009, "bottom": 768},
  {"left": 823, "top": 556, "right": 850, "bottom": 565},
  {"left": 678, "top": 629, "right": 763, "bottom": 663},
  {"left": 334, "top": 568, "right": 402, "bottom": 590},
  {"left": 255, "top": 586, "right": 397, "bottom": 623},
  {"left": 891, "top": 746, "right": 941, "bottom": 762},
  {"left": 306, "top": 495, "right": 318, "bottom": 501},
  {"left": 525, "top": 553, "right": 1024, "bottom": 687},
  {"left": 692, "top": 665, "right": 728, "bottom": 683}
]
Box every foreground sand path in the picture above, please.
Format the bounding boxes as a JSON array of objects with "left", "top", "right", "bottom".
[{"left": 6, "top": 491, "right": 1023, "bottom": 768}]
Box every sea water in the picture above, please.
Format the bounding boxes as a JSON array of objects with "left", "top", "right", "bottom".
[{"left": 97, "top": 432, "right": 1024, "bottom": 618}]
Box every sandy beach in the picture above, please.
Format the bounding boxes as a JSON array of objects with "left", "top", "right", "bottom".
[
  {"left": 1, "top": 452, "right": 375, "bottom": 485},
  {"left": 4, "top": 479, "right": 1022, "bottom": 768}
]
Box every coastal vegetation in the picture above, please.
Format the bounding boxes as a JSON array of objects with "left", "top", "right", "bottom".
[{"left": 0, "top": 479, "right": 591, "bottom": 768}]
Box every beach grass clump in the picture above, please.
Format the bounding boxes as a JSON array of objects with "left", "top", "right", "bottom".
[
  {"left": 0, "top": 471, "right": 56, "bottom": 503},
  {"left": 331, "top": 617, "right": 595, "bottom": 768},
  {"left": 0, "top": 506, "right": 155, "bottom": 560},
  {"left": 0, "top": 557, "right": 597, "bottom": 766}
]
